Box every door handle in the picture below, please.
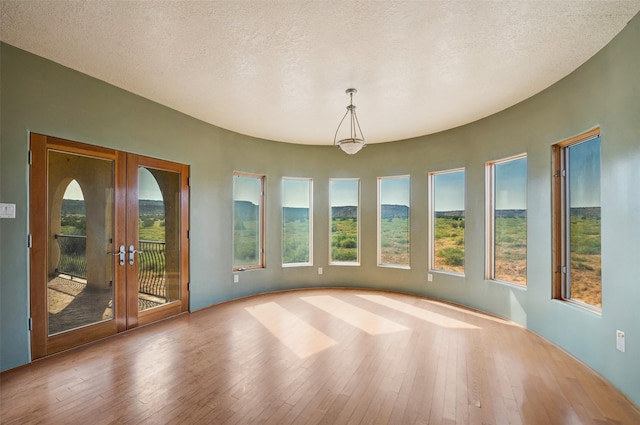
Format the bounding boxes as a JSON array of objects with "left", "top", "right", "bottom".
[
  {"left": 111, "top": 244, "right": 126, "bottom": 266},
  {"left": 129, "top": 244, "right": 143, "bottom": 265}
]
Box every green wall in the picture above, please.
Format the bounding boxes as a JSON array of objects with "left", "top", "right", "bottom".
[{"left": 1, "top": 13, "right": 639, "bottom": 406}]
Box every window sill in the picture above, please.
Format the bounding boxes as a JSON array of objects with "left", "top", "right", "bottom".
[
  {"left": 377, "top": 264, "right": 411, "bottom": 270},
  {"left": 429, "top": 269, "right": 465, "bottom": 278},
  {"left": 233, "top": 266, "right": 265, "bottom": 272},
  {"left": 552, "top": 298, "right": 602, "bottom": 316},
  {"left": 282, "top": 263, "right": 313, "bottom": 268},
  {"left": 487, "top": 279, "right": 527, "bottom": 290}
]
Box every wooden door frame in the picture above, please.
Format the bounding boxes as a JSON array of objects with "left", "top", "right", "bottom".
[
  {"left": 125, "top": 153, "right": 190, "bottom": 329},
  {"left": 29, "top": 133, "right": 127, "bottom": 359},
  {"left": 30, "top": 134, "right": 189, "bottom": 360}
]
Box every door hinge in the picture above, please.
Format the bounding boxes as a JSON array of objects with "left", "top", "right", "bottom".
[
  {"left": 28, "top": 150, "right": 32, "bottom": 165},
  {"left": 561, "top": 265, "right": 567, "bottom": 274},
  {"left": 28, "top": 317, "right": 33, "bottom": 331},
  {"left": 27, "top": 234, "right": 32, "bottom": 248},
  {"left": 187, "top": 230, "right": 190, "bottom": 239},
  {"left": 187, "top": 282, "right": 190, "bottom": 292},
  {"left": 561, "top": 169, "right": 566, "bottom": 177}
]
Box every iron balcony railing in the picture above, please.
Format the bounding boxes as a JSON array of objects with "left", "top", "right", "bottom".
[
  {"left": 138, "top": 240, "right": 166, "bottom": 298},
  {"left": 55, "top": 235, "right": 167, "bottom": 299}
]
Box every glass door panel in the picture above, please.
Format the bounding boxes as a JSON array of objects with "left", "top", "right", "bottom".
[
  {"left": 30, "top": 134, "right": 188, "bottom": 359},
  {"left": 137, "top": 166, "right": 181, "bottom": 311},
  {"left": 126, "top": 154, "right": 189, "bottom": 329},
  {"left": 47, "top": 150, "right": 115, "bottom": 335}
]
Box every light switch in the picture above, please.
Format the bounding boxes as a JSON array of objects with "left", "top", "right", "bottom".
[
  {"left": 0, "top": 203, "right": 16, "bottom": 219},
  {"left": 616, "top": 330, "right": 625, "bottom": 353}
]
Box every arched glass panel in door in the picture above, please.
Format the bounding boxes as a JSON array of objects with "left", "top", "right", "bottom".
[
  {"left": 47, "top": 152, "right": 114, "bottom": 335},
  {"left": 137, "top": 167, "right": 180, "bottom": 311}
]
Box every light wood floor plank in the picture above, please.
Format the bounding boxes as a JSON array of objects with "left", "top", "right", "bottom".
[{"left": 2, "top": 288, "right": 639, "bottom": 424}]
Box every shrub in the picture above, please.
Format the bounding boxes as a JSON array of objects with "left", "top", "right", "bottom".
[
  {"left": 341, "top": 239, "right": 357, "bottom": 249},
  {"left": 438, "top": 247, "right": 464, "bottom": 266},
  {"left": 234, "top": 241, "right": 258, "bottom": 263},
  {"left": 142, "top": 217, "right": 155, "bottom": 228},
  {"left": 332, "top": 248, "right": 357, "bottom": 262}
]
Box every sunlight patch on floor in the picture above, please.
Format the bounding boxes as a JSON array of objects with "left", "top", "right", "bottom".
[
  {"left": 356, "top": 294, "right": 480, "bottom": 329},
  {"left": 245, "top": 302, "right": 337, "bottom": 359},
  {"left": 301, "top": 295, "right": 409, "bottom": 335},
  {"left": 47, "top": 289, "right": 75, "bottom": 314},
  {"left": 420, "top": 299, "right": 514, "bottom": 325}
]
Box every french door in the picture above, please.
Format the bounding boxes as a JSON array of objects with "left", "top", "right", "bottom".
[{"left": 30, "top": 134, "right": 189, "bottom": 359}]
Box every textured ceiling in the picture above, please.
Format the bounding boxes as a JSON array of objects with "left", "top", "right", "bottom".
[{"left": 2, "top": 1, "right": 639, "bottom": 145}]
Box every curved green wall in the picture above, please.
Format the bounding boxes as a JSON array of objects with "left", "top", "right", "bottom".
[{"left": 2, "top": 13, "right": 639, "bottom": 405}]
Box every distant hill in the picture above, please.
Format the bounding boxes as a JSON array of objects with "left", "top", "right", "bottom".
[
  {"left": 61, "top": 199, "right": 85, "bottom": 215},
  {"left": 435, "top": 210, "right": 464, "bottom": 219},
  {"left": 332, "top": 206, "right": 358, "bottom": 219},
  {"left": 140, "top": 200, "right": 164, "bottom": 216},
  {"left": 331, "top": 205, "right": 410, "bottom": 220},
  {"left": 381, "top": 204, "right": 409, "bottom": 219},
  {"left": 283, "top": 207, "right": 309, "bottom": 222},
  {"left": 61, "top": 199, "right": 165, "bottom": 216},
  {"left": 495, "top": 209, "right": 526, "bottom": 219},
  {"left": 571, "top": 207, "right": 601, "bottom": 219},
  {"left": 235, "top": 200, "right": 259, "bottom": 221}
]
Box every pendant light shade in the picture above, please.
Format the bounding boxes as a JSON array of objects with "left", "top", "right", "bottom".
[{"left": 333, "top": 88, "right": 366, "bottom": 155}]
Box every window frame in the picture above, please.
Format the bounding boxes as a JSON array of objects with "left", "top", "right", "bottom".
[
  {"left": 281, "top": 177, "right": 313, "bottom": 267},
  {"left": 428, "top": 168, "right": 466, "bottom": 275},
  {"left": 377, "top": 175, "right": 411, "bottom": 269},
  {"left": 552, "top": 127, "right": 601, "bottom": 312},
  {"left": 485, "top": 154, "right": 528, "bottom": 286},
  {"left": 329, "top": 178, "right": 361, "bottom": 266},
  {"left": 232, "top": 171, "right": 266, "bottom": 272}
]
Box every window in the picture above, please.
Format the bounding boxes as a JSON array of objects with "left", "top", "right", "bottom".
[
  {"left": 329, "top": 178, "right": 359, "bottom": 265},
  {"left": 378, "top": 175, "right": 410, "bottom": 268},
  {"left": 282, "top": 178, "right": 312, "bottom": 266},
  {"left": 486, "top": 155, "right": 527, "bottom": 285},
  {"left": 553, "top": 128, "right": 601, "bottom": 310},
  {"left": 233, "top": 172, "right": 265, "bottom": 270},
  {"left": 429, "top": 169, "right": 465, "bottom": 274}
]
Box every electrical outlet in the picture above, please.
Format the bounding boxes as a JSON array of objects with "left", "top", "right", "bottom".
[
  {"left": 233, "top": 274, "right": 239, "bottom": 284},
  {"left": 318, "top": 267, "right": 323, "bottom": 275},
  {"left": 616, "top": 330, "right": 625, "bottom": 352},
  {"left": 427, "top": 273, "right": 433, "bottom": 282}
]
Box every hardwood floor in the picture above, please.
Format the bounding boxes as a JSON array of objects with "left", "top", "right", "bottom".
[{"left": 1, "top": 288, "right": 639, "bottom": 424}]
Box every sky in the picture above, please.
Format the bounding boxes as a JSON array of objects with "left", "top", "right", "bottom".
[
  {"left": 234, "top": 173, "right": 262, "bottom": 204},
  {"left": 569, "top": 137, "right": 601, "bottom": 208},
  {"left": 138, "top": 167, "right": 163, "bottom": 201},
  {"left": 379, "top": 176, "right": 410, "bottom": 206},
  {"left": 282, "top": 178, "right": 311, "bottom": 208},
  {"left": 330, "top": 179, "right": 359, "bottom": 207},
  {"left": 65, "top": 152, "right": 594, "bottom": 211},
  {"left": 495, "top": 157, "right": 527, "bottom": 210},
  {"left": 433, "top": 170, "right": 465, "bottom": 212},
  {"left": 62, "top": 167, "right": 164, "bottom": 201},
  {"left": 62, "top": 179, "right": 84, "bottom": 200}
]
